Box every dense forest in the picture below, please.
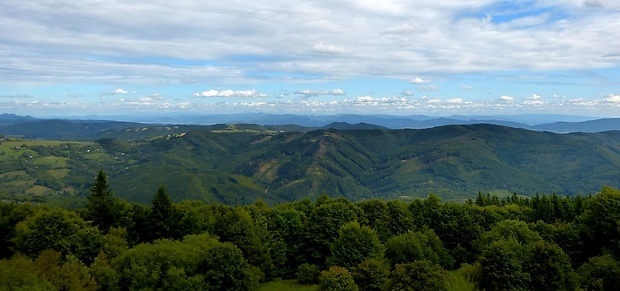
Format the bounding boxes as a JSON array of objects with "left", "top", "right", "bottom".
[
  {"left": 2, "top": 171, "right": 620, "bottom": 290},
  {"left": 4, "top": 124, "right": 620, "bottom": 205}
]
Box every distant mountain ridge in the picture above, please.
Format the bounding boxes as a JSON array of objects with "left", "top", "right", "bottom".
[
  {"left": 1, "top": 113, "right": 619, "bottom": 140},
  {"left": 0, "top": 118, "right": 145, "bottom": 139},
  {"left": 0, "top": 113, "right": 37, "bottom": 125},
  {"left": 532, "top": 118, "right": 620, "bottom": 133},
  {"left": 321, "top": 122, "right": 388, "bottom": 130}
]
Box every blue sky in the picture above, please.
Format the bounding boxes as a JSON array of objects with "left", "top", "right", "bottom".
[{"left": 1, "top": 0, "right": 620, "bottom": 117}]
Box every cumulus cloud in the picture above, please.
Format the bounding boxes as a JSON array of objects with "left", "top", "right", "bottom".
[
  {"left": 113, "top": 88, "right": 128, "bottom": 94},
  {"left": 603, "top": 94, "right": 620, "bottom": 103},
  {"left": 523, "top": 95, "right": 546, "bottom": 105},
  {"left": 500, "top": 95, "right": 514, "bottom": 102},
  {"left": 411, "top": 77, "right": 430, "bottom": 84},
  {"left": 194, "top": 89, "right": 266, "bottom": 98},
  {"left": 195, "top": 89, "right": 219, "bottom": 97}
]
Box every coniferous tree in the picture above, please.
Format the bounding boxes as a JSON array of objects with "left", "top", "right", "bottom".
[
  {"left": 84, "top": 170, "right": 123, "bottom": 233},
  {"left": 147, "top": 186, "right": 182, "bottom": 240}
]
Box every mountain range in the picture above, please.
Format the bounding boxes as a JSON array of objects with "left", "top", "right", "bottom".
[
  {"left": 2, "top": 113, "right": 620, "bottom": 140},
  {"left": 2, "top": 114, "right": 620, "bottom": 204}
]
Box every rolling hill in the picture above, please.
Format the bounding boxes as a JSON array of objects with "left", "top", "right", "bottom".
[{"left": 4, "top": 123, "right": 620, "bottom": 204}]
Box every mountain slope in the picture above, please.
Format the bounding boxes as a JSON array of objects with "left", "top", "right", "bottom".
[
  {"left": 110, "top": 125, "right": 620, "bottom": 202},
  {"left": 0, "top": 119, "right": 145, "bottom": 139},
  {"left": 3, "top": 124, "right": 620, "bottom": 203},
  {"left": 532, "top": 118, "right": 620, "bottom": 133}
]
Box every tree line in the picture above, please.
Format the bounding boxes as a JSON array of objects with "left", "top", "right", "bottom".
[{"left": 1, "top": 170, "right": 620, "bottom": 290}]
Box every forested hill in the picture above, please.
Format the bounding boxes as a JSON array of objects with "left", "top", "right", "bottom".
[
  {"left": 4, "top": 123, "right": 620, "bottom": 204},
  {"left": 113, "top": 124, "right": 620, "bottom": 203}
]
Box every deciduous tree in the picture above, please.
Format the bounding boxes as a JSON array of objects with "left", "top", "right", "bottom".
[
  {"left": 351, "top": 258, "right": 389, "bottom": 291},
  {"left": 385, "top": 229, "right": 452, "bottom": 268},
  {"left": 576, "top": 254, "right": 620, "bottom": 291},
  {"left": 12, "top": 208, "right": 102, "bottom": 263},
  {"left": 386, "top": 260, "right": 447, "bottom": 291},
  {"left": 328, "top": 221, "right": 383, "bottom": 268},
  {"left": 319, "top": 266, "right": 358, "bottom": 291}
]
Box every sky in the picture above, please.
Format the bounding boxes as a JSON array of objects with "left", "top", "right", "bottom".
[{"left": 1, "top": 0, "right": 620, "bottom": 118}]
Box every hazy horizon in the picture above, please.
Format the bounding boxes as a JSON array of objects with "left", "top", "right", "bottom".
[{"left": 1, "top": 1, "right": 619, "bottom": 117}]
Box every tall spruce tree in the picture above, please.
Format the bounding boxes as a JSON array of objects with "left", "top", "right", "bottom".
[
  {"left": 147, "top": 186, "right": 181, "bottom": 240},
  {"left": 85, "top": 170, "right": 122, "bottom": 233}
]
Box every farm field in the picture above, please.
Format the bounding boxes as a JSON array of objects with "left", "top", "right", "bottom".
[{"left": 0, "top": 137, "right": 129, "bottom": 200}]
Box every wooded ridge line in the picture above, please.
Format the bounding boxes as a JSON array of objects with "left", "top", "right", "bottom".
[{"left": 2, "top": 122, "right": 620, "bottom": 204}]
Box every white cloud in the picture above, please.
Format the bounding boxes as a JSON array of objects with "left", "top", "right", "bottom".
[
  {"left": 500, "top": 95, "right": 514, "bottom": 102},
  {"left": 218, "top": 90, "right": 236, "bottom": 97},
  {"left": 195, "top": 89, "right": 219, "bottom": 97},
  {"left": 447, "top": 98, "right": 463, "bottom": 104},
  {"left": 2, "top": 0, "right": 620, "bottom": 117},
  {"left": 526, "top": 94, "right": 542, "bottom": 100},
  {"left": 603, "top": 94, "right": 620, "bottom": 103},
  {"left": 523, "top": 98, "right": 546, "bottom": 106},
  {"left": 401, "top": 90, "right": 414, "bottom": 96},
  {"left": 177, "top": 102, "right": 191, "bottom": 108},
  {"left": 125, "top": 93, "right": 164, "bottom": 105},
  {"left": 194, "top": 89, "right": 266, "bottom": 98},
  {"left": 312, "top": 43, "right": 347, "bottom": 54},
  {"left": 423, "top": 97, "right": 441, "bottom": 104},
  {"left": 417, "top": 85, "right": 437, "bottom": 91},
  {"left": 2, "top": 0, "right": 619, "bottom": 86},
  {"left": 411, "top": 77, "right": 430, "bottom": 84},
  {"left": 295, "top": 89, "right": 346, "bottom": 96},
  {"left": 345, "top": 96, "right": 409, "bottom": 107}
]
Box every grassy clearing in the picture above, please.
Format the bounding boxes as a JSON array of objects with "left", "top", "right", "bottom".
[
  {"left": 0, "top": 138, "right": 106, "bottom": 199},
  {"left": 83, "top": 152, "right": 110, "bottom": 161},
  {"left": 0, "top": 141, "right": 32, "bottom": 160},
  {"left": 233, "top": 175, "right": 266, "bottom": 192},
  {"left": 1, "top": 139, "right": 91, "bottom": 148},
  {"left": 257, "top": 280, "right": 317, "bottom": 291},
  {"left": 0, "top": 170, "right": 29, "bottom": 180},
  {"left": 47, "top": 169, "right": 70, "bottom": 179},
  {"left": 25, "top": 185, "right": 52, "bottom": 196},
  {"left": 445, "top": 270, "right": 475, "bottom": 291},
  {"left": 31, "top": 156, "right": 68, "bottom": 167}
]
